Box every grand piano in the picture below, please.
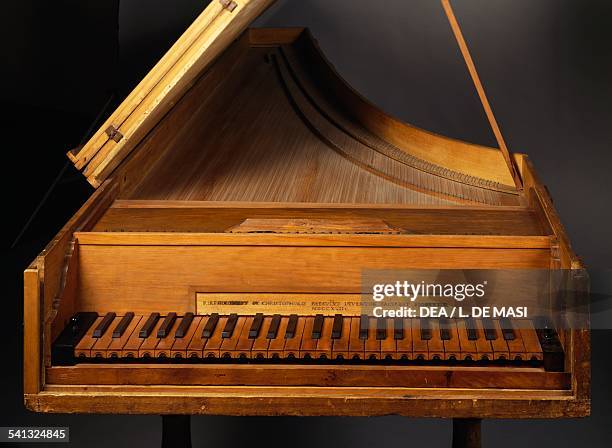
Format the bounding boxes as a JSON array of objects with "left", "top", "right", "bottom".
[{"left": 23, "top": 0, "right": 589, "bottom": 442}]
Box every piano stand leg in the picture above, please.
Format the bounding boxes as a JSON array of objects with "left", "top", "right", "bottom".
[
  {"left": 161, "top": 415, "right": 192, "bottom": 448},
  {"left": 452, "top": 418, "right": 481, "bottom": 448}
]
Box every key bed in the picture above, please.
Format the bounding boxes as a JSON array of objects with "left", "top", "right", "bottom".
[{"left": 56, "top": 312, "right": 563, "bottom": 370}]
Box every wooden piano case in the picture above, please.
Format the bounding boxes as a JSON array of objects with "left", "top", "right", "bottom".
[{"left": 23, "top": 0, "right": 589, "bottom": 419}]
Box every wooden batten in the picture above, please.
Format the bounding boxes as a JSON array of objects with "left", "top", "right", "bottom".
[
  {"left": 92, "top": 200, "right": 549, "bottom": 235},
  {"left": 26, "top": 387, "right": 586, "bottom": 418},
  {"left": 74, "top": 232, "right": 553, "bottom": 248},
  {"left": 45, "top": 364, "right": 570, "bottom": 390}
]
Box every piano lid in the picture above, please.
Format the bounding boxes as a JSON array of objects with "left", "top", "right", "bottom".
[
  {"left": 67, "top": 0, "right": 521, "bottom": 206},
  {"left": 68, "top": 0, "right": 276, "bottom": 187}
]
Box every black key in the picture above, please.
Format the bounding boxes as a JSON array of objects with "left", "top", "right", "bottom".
[
  {"left": 420, "top": 318, "right": 432, "bottom": 340},
  {"left": 439, "top": 317, "right": 451, "bottom": 341},
  {"left": 93, "top": 312, "right": 116, "bottom": 338},
  {"left": 535, "top": 316, "right": 557, "bottom": 341},
  {"left": 376, "top": 318, "right": 386, "bottom": 340},
  {"left": 249, "top": 313, "right": 264, "bottom": 339},
  {"left": 222, "top": 313, "right": 239, "bottom": 338},
  {"left": 312, "top": 314, "right": 324, "bottom": 339},
  {"left": 534, "top": 316, "right": 565, "bottom": 372},
  {"left": 359, "top": 314, "right": 369, "bottom": 340},
  {"left": 175, "top": 312, "right": 194, "bottom": 339},
  {"left": 499, "top": 318, "right": 516, "bottom": 341},
  {"left": 394, "top": 318, "right": 404, "bottom": 340},
  {"left": 285, "top": 314, "right": 298, "bottom": 339},
  {"left": 465, "top": 318, "right": 478, "bottom": 341},
  {"left": 331, "top": 314, "right": 343, "bottom": 339},
  {"left": 202, "top": 313, "right": 219, "bottom": 338},
  {"left": 157, "top": 312, "right": 177, "bottom": 338},
  {"left": 112, "top": 312, "right": 134, "bottom": 338},
  {"left": 267, "top": 314, "right": 281, "bottom": 339},
  {"left": 51, "top": 312, "right": 98, "bottom": 366},
  {"left": 482, "top": 318, "right": 497, "bottom": 341},
  {"left": 139, "top": 313, "right": 160, "bottom": 338}
]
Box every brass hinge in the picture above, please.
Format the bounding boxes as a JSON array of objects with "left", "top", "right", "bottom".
[
  {"left": 105, "top": 125, "right": 124, "bottom": 143},
  {"left": 219, "top": 0, "right": 238, "bottom": 12}
]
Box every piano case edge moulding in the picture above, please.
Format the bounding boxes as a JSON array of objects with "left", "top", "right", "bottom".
[{"left": 23, "top": 0, "right": 589, "bottom": 418}]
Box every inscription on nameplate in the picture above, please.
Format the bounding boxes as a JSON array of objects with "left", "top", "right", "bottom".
[{"left": 195, "top": 293, "right": 367, "bottom": 316}]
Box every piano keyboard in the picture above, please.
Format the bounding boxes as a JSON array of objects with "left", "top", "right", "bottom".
[{"left": 53, "top": 312, "right": 564, "bottom": 370}]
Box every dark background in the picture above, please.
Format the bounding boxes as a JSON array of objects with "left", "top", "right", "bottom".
[{"left": 2, "top": 0, "right": 611, "bottom": 446}]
